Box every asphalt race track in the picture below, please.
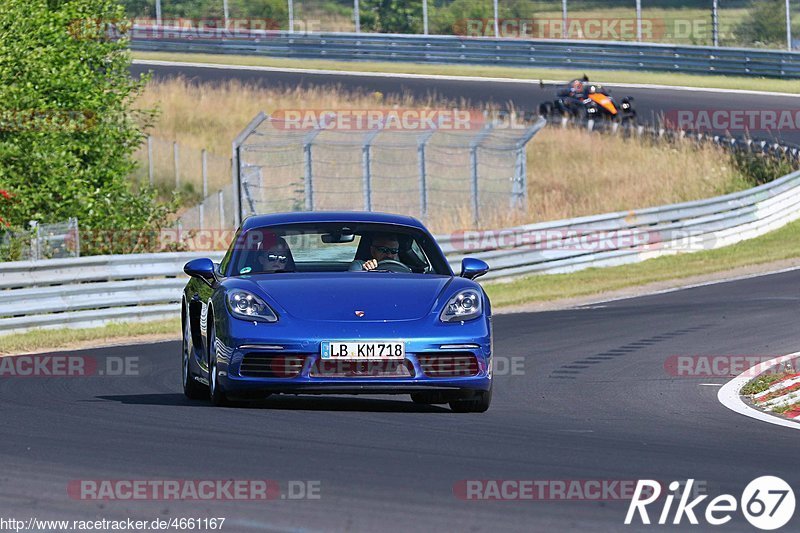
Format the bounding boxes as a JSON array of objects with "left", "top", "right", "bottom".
[
  {"left": 132, "top": 61, "right": 800, "bottom": 144},
  {"left": 1, "top": 270, "right": 799, "bottom": 531}
]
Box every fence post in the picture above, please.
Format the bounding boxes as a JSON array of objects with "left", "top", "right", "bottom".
[
  {"left": 303, "top": 129, "right": 322, "bottom": 211},
  {"left": 29, "top": 220, "right": 40, "bottom": 261},
  {"left": 354, "top": 0, "right": 360, "bottom": 33},
  {"left": 288, "top": 0, "right": 294, "bottom": 33},
  {"left": 362, "top": 127, "right": 382, "bottom": 211},
  {"left": 512, "top": 147, "right": 527, "bottom": 211},
  {"left": 155, "top": 0, "right": 161, "bottom": 25},
  {"left": 417, "top": 129, "right": 436, "bottom": 222},
  {"left": 147, "top": 136, "right": 154, "bottom": 186},
  {"left": 200, "top": 149, "right": 207, "bottom": 229},
  {"left": 636, "top": 0, "right": 642, "bottom": 42},
  {"left": 712, "top": 0, "right": 719, "bottom": 47},
  {"left": 173, "top": 141, "right": 180, "bottom": 188},
  {"left": 469, "top": 122, "right": 495, "bottom": 227},
  {"left": 218, "top": 189, "right": 225, "bottom": 229},
  {"left": 787, "top": 0, "right": 793, "bottom": 51},
  {"left": 562, "top": 0, "right": 568, "bottom": 38},
  {"left": 422, "top": 0, "right": 428, "bottom": 35}
]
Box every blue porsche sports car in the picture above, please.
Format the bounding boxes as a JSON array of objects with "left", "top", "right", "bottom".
[{"left": 181, "top": 211, "right": 492, "bottom": 412}]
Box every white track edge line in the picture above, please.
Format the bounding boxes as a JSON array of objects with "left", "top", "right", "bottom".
[
  {"left": 131, "top": 59, "right": 800, "bottom": 99},
  {"left": 718, "top": 352, "right": 800, "bottom": 431}
]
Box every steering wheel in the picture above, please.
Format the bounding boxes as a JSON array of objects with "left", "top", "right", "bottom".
[{"left": 371, "top": 259, "right": 412, "bottom": 273}]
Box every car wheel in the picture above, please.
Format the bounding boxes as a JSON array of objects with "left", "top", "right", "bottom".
[
  {"left": 182, "top": 313, "right": 207, "bottom": 400},
  {"left": 449, "top": 386, "right": 492, "bottom": 413},
  {"left": 208, "top": 324, "right": 231, "bottom": 407}
]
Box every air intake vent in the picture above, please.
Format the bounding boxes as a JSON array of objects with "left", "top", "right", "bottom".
[
  {"left": 240, "top": 354, "right": 305, "bottom": 378},
  {"left": 418, "top": 353, "right": 479, "bottom": 377}
]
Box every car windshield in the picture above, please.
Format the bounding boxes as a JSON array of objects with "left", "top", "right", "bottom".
[{"left": 225, "top": 222, "right": 451, "bottom": 276}]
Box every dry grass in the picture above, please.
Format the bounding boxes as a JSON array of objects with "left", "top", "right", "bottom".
[{"left": 135, "top": 78, "right": 749, "bottom": 233}]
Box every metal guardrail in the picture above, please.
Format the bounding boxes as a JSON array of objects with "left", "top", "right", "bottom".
[
  {"left": 131, "top": 29, "right": 800, "bottom": 78},
  {"left": 3, "top": 161, "right": 800, "bottom": 335}
]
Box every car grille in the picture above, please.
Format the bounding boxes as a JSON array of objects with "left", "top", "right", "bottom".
[
  {"left": 418, "top": 353, "right": 479, "bottom": 377},
  {"left": 240, "top": 353, "right": 306, "bottom": 378},
  {"left": 309, "top": 359, "right": 415, "bottom": 378}
]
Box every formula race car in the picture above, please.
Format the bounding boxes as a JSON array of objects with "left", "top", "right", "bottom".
[
  {"left": 181, "top": 211, "right": 493, "bottom": 412},
  {"left": 539, "top": 76, "right": 636, "bottom": 123}
]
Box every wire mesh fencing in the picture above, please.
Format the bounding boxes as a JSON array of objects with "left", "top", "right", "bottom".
[{"left": 233, "top": 112, "right": 545, "bottom": 232}]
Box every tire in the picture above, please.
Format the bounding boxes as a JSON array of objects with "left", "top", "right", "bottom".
[
  {"left": 182, "top": 311, "right": 207, "bottom": 400},
  {"left": 208, "top": 323, "right": 231, "bottom": 407},
  {"left": 449, "top": 387, "right": 492, "bottom": 413}
]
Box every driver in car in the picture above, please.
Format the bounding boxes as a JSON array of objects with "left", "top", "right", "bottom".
[{"left": 350, "top": 234, "right": 403, "bottom": 271}]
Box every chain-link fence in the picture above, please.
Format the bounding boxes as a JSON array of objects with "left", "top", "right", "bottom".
[
  {"left": 121, "top": 1, "right": 798, "bottom": 49},
  {"left": 232, "top": 112, "right": 544, "bottom": 232},
  {"left": 1, "top": 218, "right": 80, "bottom": 261},
  {"left": 131, "top": 136, "right": 231, "bottom": 203}
]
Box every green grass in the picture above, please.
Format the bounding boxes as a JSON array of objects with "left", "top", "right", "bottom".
[
  {"left": 772, "top": 399, "right": 800, "bottom": 414},
  {"left": 133, "top": 51, "right": 800, "bottom": 95},
  {"left": 0, "top": 318, "right": 180, "bottom": 355},
  {"left": 741, "top": 371, "right": 794, "bottom": 395},
  {"left": 484, "top": 216, "right": 800, "bottom": 308}
]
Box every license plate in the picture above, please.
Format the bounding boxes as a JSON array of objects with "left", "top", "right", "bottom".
[{"left": 321, "top": 341, "right": 405, "bottom": 360}]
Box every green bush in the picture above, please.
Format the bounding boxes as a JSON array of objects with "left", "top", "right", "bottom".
[
  {"left": 0, "top": 0, "right": 178, "bottom": 257},
  {"left": 735, "top": 0, "right": 797, "bottom": 47}
]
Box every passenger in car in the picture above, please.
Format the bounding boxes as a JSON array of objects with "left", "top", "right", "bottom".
[{"left": 256, "top": 235, "right": 295, "bottom": 273}]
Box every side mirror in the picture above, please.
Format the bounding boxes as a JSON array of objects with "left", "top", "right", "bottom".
[
  {"left": 184, "top": 258, "right": 216, "bottom": 285},
  {"left": 460, "top": 258, "right": 489, "bottom": 280}
]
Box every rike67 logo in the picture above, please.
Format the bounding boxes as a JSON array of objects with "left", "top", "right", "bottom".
[{"left": 625, "top": 477, "right": 795, "bottom": 530}]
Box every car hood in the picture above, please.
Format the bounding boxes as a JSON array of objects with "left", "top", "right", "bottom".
[{"left": 252, "top": 273, "right": 453, "bottom": 322}]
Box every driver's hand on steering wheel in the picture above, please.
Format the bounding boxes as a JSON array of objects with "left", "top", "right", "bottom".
[{"left": 363, "top": 259, "right": 379, "bottom": 271}]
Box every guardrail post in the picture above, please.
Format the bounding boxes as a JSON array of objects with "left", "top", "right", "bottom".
[
  {"left": 417, "top": 129, "right": 436, "bottom": 222},
  {"left": 303, "top": 129, "right": 323, "bottom": 211},
  {"left": 147, "top": 136, "right": 154, "bottom": 186}
]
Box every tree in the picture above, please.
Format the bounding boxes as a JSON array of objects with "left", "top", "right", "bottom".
[
  {"left": 735, "top": 0, "right": 797, "bottom": 47},
  {"left": 0, "top": 0, "right": 174, "bottom": 256},
  {"left": 360, "top": 0, "right": 423, "bottom": 34}
]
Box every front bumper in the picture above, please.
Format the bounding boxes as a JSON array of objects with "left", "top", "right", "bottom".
[{"left": 217, "top": 344, "right": 491, "bottom": 397}]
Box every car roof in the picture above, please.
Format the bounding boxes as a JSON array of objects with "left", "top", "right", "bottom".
[{"left": 241, "top": 211, "right": 428, "bottom": 232}]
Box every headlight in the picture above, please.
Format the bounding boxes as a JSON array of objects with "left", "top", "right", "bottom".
[
  {"left": 440, "top": 290, "right": 482, "bottom": 323},
  {"left": 226, "top": 290, "right": 278, "bottom": 322}
]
